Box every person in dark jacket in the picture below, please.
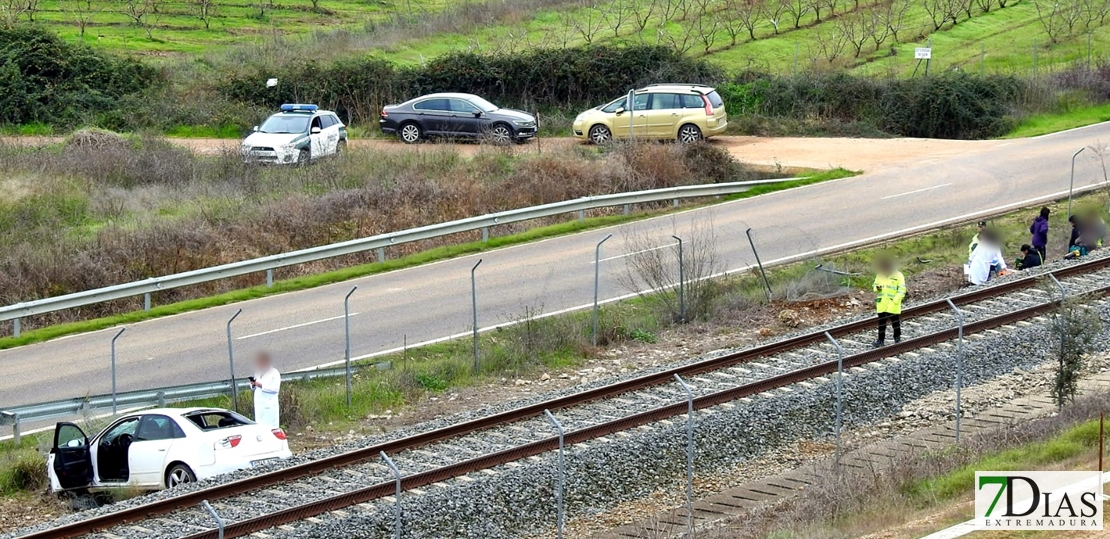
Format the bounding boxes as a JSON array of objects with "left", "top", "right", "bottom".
[
  {"left": 1029, "top": 207, "right": 1049, "bottom": 259},
  {"left": 1017, "top": 244, "right": 1043, "bottom": 270},
  {"left": 1068, "top": 215, "right": 1082, "bottom": 253}
]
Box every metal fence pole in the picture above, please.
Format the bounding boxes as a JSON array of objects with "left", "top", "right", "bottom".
[
  {"left": 945, "top": 299, "right": 964, "bottom": 444},
  {"left": 144, "top": 293, "right": 151, "bottom": 311},
  {"left": 824, "top": 332, "right": 844, "bottom": 471},
  {"left": 344, "top": 286, "right": 358, "bottom": 409},
  {"left": 380, "top": 451, "right": 403, "bottom": 539},
  {"left": 674, "top": 374, "right": 695, "bottom": 538},
  {"left": 1069, "top": 148, "right": 1086, "bottom": 220},
  {"left": 1049, "top": 274, "right": 1067, "bottom": 412},
  {"left": 11, "top": 318, "right": 18, "bottom": 338},
  {"left": 110, "top": 327, "right": 126, "bottom": 415},
  {"left": 471, "top": 259, "right": 483, "bottom": 374},
  {"left": 672, "top": 235, "right": 686, "bottom": 323},
  {"left": 266, "top": 269, "right": 274, "bottom": 288},
  {"left": 201, "top": 500, "right": 225, "bottom": 539},
  {"left": 593, "top": 234, "right": 613, "bottom": 346},
  {"left": 745, "top": 228, "right": 773, "bottom": 302},
  {"left": 543, "top": 409, "right": 566, "bottom": 539},
  {"left": 226, "top": 309, "right": 243, "bottom": 413}
]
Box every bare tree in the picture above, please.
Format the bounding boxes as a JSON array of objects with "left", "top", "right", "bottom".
[
  {"left": 23, "top": 0, "right": 40, "bottom": 21},
  {"left": 836, "top": 9, "right": 874, "bottom": 56},
  {"left": 1, "top": 0, "right": 29, "bottom": 27},
  {"left": 921, "top": 0, "right": 957, "bottom": 30},
  {"left": 629, "top": 0, "right": 658, "bottom": 39},
  {"left": 63, "top": 0, "right": 99, "bottom": 36},
  {"left": 813, "top": 23, "right": 848, "bottom": 61},
  {"left": 878, "top": 0, "right": 911, "bottom": 41},
  {"left": 781, "top": 0, "right": 812, "bottom": 28},
  {"left": 572, "top": 2, "right": 606, "bottom": 44},
  {"left": 974, "top": 0, "right": 996, "bottom": 11},
  {"left": 663, "top": 18, "right": 696, "bottom": 51},
  {"left": 764, "top": 0, "right": 787, "bottom": 32},
  {"left": 720, "top": 0, "right": 760, "bottom": 43},
  {"left": 120, "top": 0, "right": 159, "bottom": 38},
  {"left": 195, "top": 0, "right": 215, "bottom": 28},
  {"left": 1079, "top": 0, "right": 1110, "bottom": 28},
  {"left": 604, "top": 0, "right": 633, "bottom": 36},
  {"left": 1034, "top": 0, "right": 1081, "bottom": 42},
  {"left": 691, "top": 0, "right": 721, "bottom": 51}
]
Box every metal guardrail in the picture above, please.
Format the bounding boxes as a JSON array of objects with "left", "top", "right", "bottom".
[
  {"left": 0, "top": 364, "right": 378, "bottom": 441},
  {"left": 0, "top": 178, "right": 796, "bottom": 330}
]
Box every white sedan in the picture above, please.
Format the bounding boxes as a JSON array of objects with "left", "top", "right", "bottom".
[{"left": 48, "top": 407, "right": 291, "bottom": 493}]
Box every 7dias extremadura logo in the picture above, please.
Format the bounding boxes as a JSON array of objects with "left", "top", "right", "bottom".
[{"left": 975, "top": 471, "right": 1103, "bottom": 530}]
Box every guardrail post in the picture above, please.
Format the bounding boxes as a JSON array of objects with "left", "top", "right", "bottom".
[
  {"left": 672, "top": 235, "right": 686, "bottom": 323},
  {"left": 110, "top": 328, "right": 126, "bottom": 415},
  {"left": 266, "top": 269, "right": 274, "bottom": 288},
  {"left": 672, "top": 198, "right": 679, "bottom": 208},
  {"left": 201, "top": 500, "right": 225, "bottom": 539},
  {"left": 344, "top": 286, "right": 358, "bottom": 409},
  {"left": 578, "top": 210, "right": 585, "bottom": 223},
  {"left": 380, "top": 451, "right": 403, "bottom": 539},
  {"left": 157, "top": 391, "right": 166, "bottom": 407},
  {"left": 226, "top": 309, "right": 243, "bottom": 413},
  {"left": 481, "top": 226, "right": 489, "bottom": 242},
  {"left": 1049, "top": 274, "right": 1067, "bottom": 412},
  {"left": 945, "top": 299, "right": 964, "bottom": 444},
  {"left": 674, "top": 374, "right": 695, "bottom": 538},
  {"left": 623, "top": 204, "right": 630, "bottom": 215},
  {"left": 12, "top": 318, "right": 19, "bottom": 338},
  {"left": 543, "top": 409, "right": 566, "bottom": 539},
  {"left": 377, "top": 247, "right": 386, "bottom": 264},
  {"left": 746, "top": 228, "right": 773, "bottom": 302},
  {"left": 593, "top": 234, "right": 613, "bottom": 346},
  {"left": 2, "top": 412, "right": 19, "bottom": 445},
  {"left": 824, "top": 332, "right": 844, "bottom": 473},
  {"left": 143, "top": 293, "right": 151, "bottom": 311},
  {"left": 471, "top": 259, "right": 482, "bottom": 374}
]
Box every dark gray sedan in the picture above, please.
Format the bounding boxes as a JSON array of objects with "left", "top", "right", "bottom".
[{"left": 379, "top": 93, "right": 537, "bottom": 144}]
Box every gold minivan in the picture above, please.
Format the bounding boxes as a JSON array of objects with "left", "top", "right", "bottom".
[{"left": 572, "top": 84, "right": 727, "bottom": 144}]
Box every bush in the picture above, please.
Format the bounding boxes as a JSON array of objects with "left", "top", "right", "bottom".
[
  {"left": 0, "top": 448, "right": 46, "bottom": 494},
  {"left": 0, "top": 26, "right": 159, "bottom": 128}
]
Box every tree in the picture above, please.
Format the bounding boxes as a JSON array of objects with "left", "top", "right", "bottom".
[
  {"left": 781, "top": 0, "right": 811, "bottom": 28},
  {"left": 572, "top": 2, "right": 606, "bottom": 44},
  {"left": 195, "top": 0, "right": 215, "bottom": 28},
  {"left": 974, "top": 0, "right": 996, "bottom": 13},
  {"left": 2, "top": 0, "right": 28, "bottom": 26},
  {"left": 691, "top": 0, "right": 720, "bottom": 52},
  {"left": 24, "top": 0, "right": 40, "bottom": 21},
  {"left": 120, "top": 0, "right": 159, "bottom": 38},
  {"left": 837, "top": 9, "right": 875, "bottom": 57},
  {"left": 764, "top": 0, "right": 787, "bottom": 32},
  {"left": 922, "top": 0, "right": 959, "bottom": 30},
  {"left": 1034, "top": 0, "right": 1082, "bottom": 42},
  {"left": 720, "top": 0, "right": 761, "bottom": 43},
  {"left": 63, "top": 0, "right": 99, "bottom": 36},
  {"left": 878, "top": 0, "right": 911, "bottom": 41},
  {"left": 604, "top": 0, "right": 633, "bottom": 36},
  {"left": 1049, "top": 298, "right": 1101, "bottom": 407},
  {"left": 813, "top": 23, "right": 847, "bottom": 61},
  {"left": 629, "top": 0, "right": 658, "bottom": 40}
]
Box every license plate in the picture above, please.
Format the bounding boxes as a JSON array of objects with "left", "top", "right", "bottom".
[
  {"left": 250, "top": 150, "right": 274, "bottom": 157},
  {"left": 251, "top": 458, "right": 278, "bottom": 467}
]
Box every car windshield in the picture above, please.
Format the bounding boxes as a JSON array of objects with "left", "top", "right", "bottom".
[
  {"left": 467, "top": 96, "right": 499, "bottom": 112},
  {"left": 258, "top": 114, "right": 311, "bottom": 134}
]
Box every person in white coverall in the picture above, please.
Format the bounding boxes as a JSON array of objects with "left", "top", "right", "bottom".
[{"left": 250, "top": 351, "right": 281, "bottom": 428}]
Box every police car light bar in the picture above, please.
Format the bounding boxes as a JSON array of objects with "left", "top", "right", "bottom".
[{"left": 280, "top": 104, "right": 318, "bottom": 112}]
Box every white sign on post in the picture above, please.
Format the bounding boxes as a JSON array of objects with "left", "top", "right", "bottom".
[{"left": 914, "top": 47, "right": 932, "bottom": 59}]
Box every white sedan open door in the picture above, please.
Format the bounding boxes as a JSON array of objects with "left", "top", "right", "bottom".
[{"left": 48, "top": 423, "right": 92, "bottom": 492}]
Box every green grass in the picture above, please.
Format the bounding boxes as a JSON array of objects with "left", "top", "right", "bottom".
[
  {"left": 0, "top": 168, "right": 852, "bottom": 351},
  {"left": 1006, "top": 101, "right": 1110, "bottom": 138},
  {"left": 164, "top": 124, "right": 245, "bottom": 138},
  {"left": 906, "top": 419, "right": 1101, "bottom": 504}
]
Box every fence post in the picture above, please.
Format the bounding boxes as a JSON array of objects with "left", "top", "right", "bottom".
[
  {"left": 201, "top": 501, "right": 225, "bottom": 539},
  {"left": 1069, "top": 148, "right": 1086, "bottom": 220},
  {"left": 471, "top": 259, "right": 483, "bottom": 374},
  {"left": 110, "top": 327, "right": 126, "bottom": 415},
  {"left": 543, "top": 409, "right": 566, "bottom": 539},
  {"left": 745, "top": 228, "right": 773, "bottom": 302},
  {"left": 144, "top": 293, "right": 151, "bottom": 311},
  {"left": 226, "top": 309, "right": 243, "bottom": 413},
  {"left": 824, "top": 332, "right": 844, "bottom": 472},
  {"left": 672, "top": 235, "right": 686, "bottom": 323},
  {"left": 380, "top": 451, "right": 403, "bottom": 539},
  {"left": 344, "top": 286, "right": 358, "bottom": 409},
  {"left": 482, "top": 226, "right": 489, "bottom": 242},
  {"left": 674, "top": 374, "right": 695, "bottom": 538},
  {"left": 945, "top": 299, "right": 964, "bottom": 444},
  {"left": 266, "top": 269, "right": 274, "bottom": 288},
  {"left": 1049, "top": 274, "right": 1067, "bottom": 412},
  {"left": 12, "top": 318, "right": 19, "bottom": 338},
  {"left": 377, "top": 247, "right": 386, "bottom": 264},
  {"left": 593, "top": 234, "right": 613, "bottom": 346},
  {"left": 2, "top": 412, "right": 20, "bottom": 445}
]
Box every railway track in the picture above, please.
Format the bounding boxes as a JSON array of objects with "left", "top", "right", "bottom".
[{"left": 15, "top": 255, "right": 1110, "bottom": 539}]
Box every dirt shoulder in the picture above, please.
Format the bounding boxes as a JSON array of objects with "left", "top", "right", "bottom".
[{"left": 1, "top": 135, "right": 1003, "bottom": 173}]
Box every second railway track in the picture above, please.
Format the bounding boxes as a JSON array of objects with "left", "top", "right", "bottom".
[{"left": 15, "top": 254, "right": 1110, "bottom": 539}]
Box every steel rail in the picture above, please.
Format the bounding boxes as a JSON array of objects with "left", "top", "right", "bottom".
[
  {"left": 176, "top": 278, "right": 1093, "bottom": 539},
  {"left": 18, "top": 257, "right": 1110, "bottom": 539}
]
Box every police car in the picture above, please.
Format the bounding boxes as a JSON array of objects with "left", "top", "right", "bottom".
[{"left": 241, "top": 104, "right": 347, "bottom": 164}]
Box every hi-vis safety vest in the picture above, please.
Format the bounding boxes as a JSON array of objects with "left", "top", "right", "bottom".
[{"left": 874, "top": 271, "right": 906, "bottom": 315}]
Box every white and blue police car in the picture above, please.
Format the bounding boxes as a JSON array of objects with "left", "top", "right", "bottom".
[{"left": 241, "top": 104, "right": 347, "bottom": 164}]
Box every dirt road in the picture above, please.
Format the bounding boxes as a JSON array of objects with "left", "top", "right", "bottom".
[{"left": 6, "top": 135, "right": 1006, "bottom": 172}]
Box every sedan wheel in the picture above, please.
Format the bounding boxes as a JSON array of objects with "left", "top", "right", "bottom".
[
  {"left": 165, "top": 464, "right": 196, "bottom": 489},
  {"left": 490, "top": 124, "right": 513, "bottom": 146},
  {"left": 678, "top": 124, "right": 702, "bottom": 144},
  {"left": 400, "top": 123, "right": 422, "bottom": 144},
  {"left": 589, "top": 125, "right": 612, "bottom": 145}
]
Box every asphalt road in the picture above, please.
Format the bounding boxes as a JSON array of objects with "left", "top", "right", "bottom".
[{"left": 3, "top": 125, "right": 1109, "bottom": 408}]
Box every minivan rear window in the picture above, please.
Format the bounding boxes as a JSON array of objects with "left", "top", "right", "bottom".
[{"left": 706, "top": 91, "right": 724, "bottom": 108}]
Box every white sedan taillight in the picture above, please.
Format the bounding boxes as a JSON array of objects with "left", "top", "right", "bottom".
[
  {"left": 214, "top": 435, "right": 242, "bottom": 450},
  {"left": 272, "top": 429, "right": 287, "bottom": 440}
]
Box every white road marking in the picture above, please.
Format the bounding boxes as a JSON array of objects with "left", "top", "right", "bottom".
[
  {"left": 302, "top": 181, "right": 1110, "bottom": 372},
  {"left": 593, "top": 243, "right": 678, "bottom": 263},
  {"left": 238, "top": 313, "right": 359, "bottom": 340},
  {"left": 881, "top": 183, "right": 952, "bottom": 200}
]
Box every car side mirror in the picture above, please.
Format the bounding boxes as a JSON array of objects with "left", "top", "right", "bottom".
[
  {"left": 311, "top": 127, "right": 321, "bottom": 134},
  {"left": 615, "top": 107, "right": 625, "bottom": 115},
  {"left": 252, "top": 126, "right": 259, "bottom": 132},
  {"left": 472, "top": 110, "right": 482, "bottom": 117}
]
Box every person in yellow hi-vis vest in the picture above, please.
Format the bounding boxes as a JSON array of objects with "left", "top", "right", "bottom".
[{"left": 872, "top": 256, "right": 906, "bottom": 348}]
